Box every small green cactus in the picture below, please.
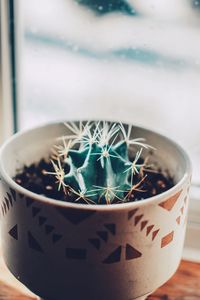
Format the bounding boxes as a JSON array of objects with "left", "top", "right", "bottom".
[{"left": 47, "top": 121, "right": 153, "bottom": 204}]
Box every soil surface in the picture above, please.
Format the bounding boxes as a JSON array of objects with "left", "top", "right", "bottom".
[{"left": 14, "top": 157, "right": 174, "bottom": 204}]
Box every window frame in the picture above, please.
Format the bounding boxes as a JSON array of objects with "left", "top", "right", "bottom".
[{"left": 0, "top": 0, "right": 17, "bottom": 145}]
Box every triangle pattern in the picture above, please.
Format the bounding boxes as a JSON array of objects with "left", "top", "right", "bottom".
[
  {"left": 32, "top": 207, "right": 41, "bottom": 218},
  {"left": 1, "top": 205, "right": 4, "bottom": 216},
  {"left": 3, "top": 202, "right": 7, "bottom": 214},
  {"left": 134, "top": 214, "right": 143, "bottom": 226},
  {"left": 140, "top": 220, "right": 148, "bottom": 231},
  {"left": 9, "top": 224, "right": 18, "bottom": 240},
  {"left": 128, "top": 208, "right": 139, "bottom": 220},
  {"left": 104, "top": 224, "right": 116, "bottom": 235},
  {"left": 88, "top": 238, "right": 101, "bottom": 250},
  {"left": 146, "top": 225, "right": 154, "bottom": 236},
  {"left": 152, "top": 229, "right": 160, "bottom": 241},
  {"left": 28, "top": 231, "right": 43, "bottom": 253},
  {"left": 5, "top": 198, "right": 10, "bottom": 211},
  {"left": 159, "top": 190, "right": 182, "bottom": 211},
  {"left": 126, "top": 244, "right": 142, "bottom": 260},
  {"left": 45, "top": 225, "right": 55, "bottom": 235},
  {"left": 97, "top": 231, "right": 108, "bottom": 242},
  {"left": 161, "top": 231, "right": 174, "bottom": 248},
  {"left": 52, "top": 234, "right": 62, "bottom": 244},
  {"left": 10, "top": 189, "right": 16, "bottom": 201},
  {"left": 103, "top": 246, "right": 122, "bottom": 264},
  {"left": 56, "top": 207, "right": 96, "bottom": 225},
  {"left": 7, "top": 193, "right": 13, "bottom": 206}
]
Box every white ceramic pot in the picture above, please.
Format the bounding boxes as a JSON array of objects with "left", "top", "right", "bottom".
[{"left": 0, "top": 122, "right": 192, "bottom": 300}]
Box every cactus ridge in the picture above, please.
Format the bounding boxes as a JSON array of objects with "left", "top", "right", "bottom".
[{"left": 48, "top": 121, "right": 153, "bottom": 204}]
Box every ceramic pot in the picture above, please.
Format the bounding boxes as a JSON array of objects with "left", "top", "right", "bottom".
[{"left": 0, "top": 122, "right": 192, "bottom": 300}]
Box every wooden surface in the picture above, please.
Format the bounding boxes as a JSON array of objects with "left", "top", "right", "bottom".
[
  {"left": 148, "top": 260, "right": 200, "bottom": 300},
  {"left": 0, "top": 252, "right": 199, "bottom": 300}
]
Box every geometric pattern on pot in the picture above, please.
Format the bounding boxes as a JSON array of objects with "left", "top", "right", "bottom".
[
  {"left": 88, "top": 223, "right": 116, "bottom": 250},
  {"left": 128, "top": 208, "right": 160, "bottom": 243},
  {"left": 176, "top": 194, "right": 189, "bottom": 227},
  {"left": 24, "top": 195, "right": 64, "bottom": 246},
  {"left": 161, "top": 231, "right": 174, "bottom": 248},
  {"left": 128, "top": 188, "right": 185, "bottom": 239},
  {"left": 126, "top": 189, "right": 187, "bottom": 250},
  {"left": 102, "top": 244, "right": 142, "bottom": 264},
  {"left": 24, "top": 196, "right": 64, "bottom": 245},
  {"left": 158, "top": 190, "right": 182, "bottom": 211},
  {"left": 56, "top": 207, "right": 97, "bottom": 225},
  {"left": 5, "top": 192, "right": 64, "bottom": 254},
  {"left": 5, "top": 186, "right": 188, "bottom": 264},
  {"left": 157, "top": 189, "right": 188, "bottom": 248},
  {"left": 86, "top": 198, "right": 180, "bottom": 264},
  {"left": 8, "top": 223, "right": 44, "bottom": 253},
  {"left": 30, "top": 207, "right": 63, "bottom": 245},
  {"left": 28, "top": 230, "right": 44, "bottom": 253},
  {"left": 8, "top": 224, "right": 18, "bottom": 240},
  {"left": 1, "top": 188, "right": 16, "bottom": 217},
  {"left": 87, "top": 219, "right": 143, "bottom": 264},
  {"left": 5, "top": 191, "right": 142, "bottom": 263},
  {"left": 102, "top": 246, "right": 122, "bottom": 264}
]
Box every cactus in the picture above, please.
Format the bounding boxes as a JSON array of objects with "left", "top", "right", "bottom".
[{"left": 47, "top": 121, "right": 153, "bottom": 204}]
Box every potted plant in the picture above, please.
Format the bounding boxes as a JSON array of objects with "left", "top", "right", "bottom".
[{"left": 0, "top": 120, "right": 191, "bottom": 300}]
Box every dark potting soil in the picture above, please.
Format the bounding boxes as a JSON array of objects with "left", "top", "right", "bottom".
[{"left": 13, "top": 158, "right": 174, "bottom": 204}]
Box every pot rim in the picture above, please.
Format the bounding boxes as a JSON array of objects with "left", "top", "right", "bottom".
[{"left": 0, "top": 120, "right": 192, "bottom": 211}]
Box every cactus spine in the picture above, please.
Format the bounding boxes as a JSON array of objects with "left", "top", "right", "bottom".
[{"left": 47, "top": 121, "right": 152, "bottom": 204}]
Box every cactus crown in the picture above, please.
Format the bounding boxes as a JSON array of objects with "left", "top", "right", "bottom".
[{"left": 47, "top": 121, "right": 154, "bottom": 205}]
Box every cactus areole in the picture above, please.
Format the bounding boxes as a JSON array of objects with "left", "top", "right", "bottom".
[{"left": 46, "top": 121, "right": 154, "bottom": 204}]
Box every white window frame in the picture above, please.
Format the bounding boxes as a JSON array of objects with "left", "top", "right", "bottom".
[
  {"left": 0, "top": 0, "right": 15, "bottom": 145},
  {"left": 0, "top": 0, "right": 16, "bottom": 144}
]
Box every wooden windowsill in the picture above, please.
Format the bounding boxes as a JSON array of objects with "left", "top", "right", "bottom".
[
  {"left": 148, "top": 260, "right": 200, "bottom": 299},
  {"left": 0, "top": 255, "right": 199, "bottom": 299}
]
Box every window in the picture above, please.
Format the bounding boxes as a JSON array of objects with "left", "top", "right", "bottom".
[
  {"left": 1, "top": 0, "right": 200, "bottom": 259},
  {"left": 0, "top": 0, "right": 15, "bottom": 143}
]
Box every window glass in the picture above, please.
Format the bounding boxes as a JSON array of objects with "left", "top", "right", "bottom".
[{"left": 17, "top": 0, "right": 200, "bottom": 186}]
